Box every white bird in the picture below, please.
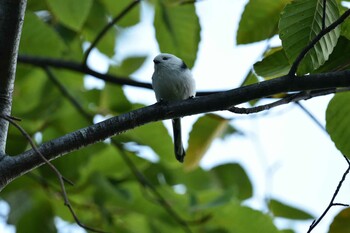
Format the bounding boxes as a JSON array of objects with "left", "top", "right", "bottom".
[{"left": 152, "top": 53, "right": 196, "bottom": 162}]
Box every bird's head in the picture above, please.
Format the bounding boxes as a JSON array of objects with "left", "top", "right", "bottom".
[{"left": 153, "top": 53, "right": 188, "bottom": 71}]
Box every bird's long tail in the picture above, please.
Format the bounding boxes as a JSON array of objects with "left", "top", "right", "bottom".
[{"left": 172, "top": 118, "right": 185, "bottom": 162}]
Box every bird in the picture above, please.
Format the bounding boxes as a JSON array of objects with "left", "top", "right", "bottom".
[{"left": 151, "top": 53, "right": 196, "bottom": 163}]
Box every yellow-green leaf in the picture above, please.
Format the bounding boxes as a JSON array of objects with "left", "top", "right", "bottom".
[
  {"left": 326, "top": 92, "right": 350, "bottom": 159},
  {"left": 269, "top": 199, "right": 314, "bottom": 220},
  {"left": 46, "top": 0, "right": 93, "bottom": 31},
  {"left": 153, "top": 0, "right": 200, "bottom": 68},
  {"left": 254, "top": 47, "right": 290, "bottom": 79},
  {"left": 329, "top": 207, "right": 350, "bottom": 233},
  {"left": 237, "top": 0, "right": 290, "bottom": 44},
  {"left": 184, "top": 114, "right": 229, "bottom": 171},
  {"left": 20, "top": 12, "right": 66, "bottom": 57}
]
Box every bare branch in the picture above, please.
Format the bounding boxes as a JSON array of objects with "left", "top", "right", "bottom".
[
  {"left": 295, "top": 102, "right": 326, "bottom": 133},
  {"left": 307, "top": 160, "right": 350, "bottom": 232}
]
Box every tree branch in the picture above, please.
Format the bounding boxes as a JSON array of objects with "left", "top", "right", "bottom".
[
  {"left": 307, "top": 156, "right": 350, "bottom": 232},
  {"left": 0, "top": 0, "right": 27, "bottom": 156},
  {"left": 0, "top": 70, "right": 350, "bottom": 189}
]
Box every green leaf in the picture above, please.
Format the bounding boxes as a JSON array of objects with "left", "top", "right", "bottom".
[
  {"left": 192, "top": 189, "right": 237, "bottom": 211},
  {"left": 279, "top": 0, "right": 341, "bottom": 75},
  {"left": 79, "top": 146, "right": 127, "bottom": 180},
  {"left": 341, "top": 17, "right": 350, "bottom": 40},
  {"left": 82, "top": 0, "right": 116, "bottom": 57},
  {"left": 115, "top": 106, "right": 176, "bottom": 166},
  {"left": 237, "top": 0, "right": 290, "bottom": 44},
  {"left": 184, "top": 114, "right": 230, "bottom": 171},
  {"left": 100, "top": 0, "right": 140, "bottom": 27},
  {"left": 254, "top": 47, "right": 290, "bottom": 79},
  {"left": 46, "top": 0, "right": 93, "bottom": 31},
  {"left": 281, "top": 230, "right": 296, "bottom": 233},
  {"left": 109, "top": 56, "right": 147, "bottom": 77},
  {"left": 338, "top": 1, "right": 350, "bottom": 40},
  {"left": 6, "top": 191, "right": 56, "bottom": 233},
  {"left": 210, "top": 163, "right": 253, "bottom": 200},
  {"left": 153, "top": 0, "right": 200, "bottom": 68},
  {"left": 241, "top": 70, "right": 259, "bottom": 87},
  {"left": 314, "top": 36, "right": 350, "bottom": 72},
  {"left": 326, "top": 92, "right": 350, "bottom": 158},
  {"left": 329, "top": 207, "right": 350, "bottom": 233},
  {"left": 171, "top": 167, "right": 213, "bottom": 191},
  {"left": 214, "top": 202, "right": 280, "bottom": 233},
  {"left": 20, "top": 12, "right": 66, "bottom": 57},
  {"left": 100, "top": 84, "right": 132, "bottom": 113},
  {"left": 268, "top": 199, "right": 314, "bottom": 220}
]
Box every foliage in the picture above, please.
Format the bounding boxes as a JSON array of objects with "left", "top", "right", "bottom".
[{"left": 1, "top": 0, "right": 350, "bottom": 232}]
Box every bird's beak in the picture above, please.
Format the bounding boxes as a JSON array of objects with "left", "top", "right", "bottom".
[{"left": 153, "top": 59, "right": 160, "bottom": 64}]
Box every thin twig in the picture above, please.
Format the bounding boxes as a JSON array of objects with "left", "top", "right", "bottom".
[
  {"left": 0, "top": 114, "right": 106, "bottom": 233},
  {"left": 289, "top": 9, "right": 350, "bottom": 76},
  {"left": 295, "top": 102, "right": 326, "bottom": 133},
  {"left": 229, "top": 87, "right": 350, "bottom": 115},
  {"left": 307, "top": 159, "right": 350, "bottom": 232},
  {"left": 82, "top": 0, "right": 141, "bottom": 66}
]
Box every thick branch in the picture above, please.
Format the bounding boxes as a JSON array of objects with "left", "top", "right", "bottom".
[
  {"left": 0, "top": 0, "right": 26, "bottom": 155},
  {"left": 0, "top": 70, "right": 350, "bottom": 189}
]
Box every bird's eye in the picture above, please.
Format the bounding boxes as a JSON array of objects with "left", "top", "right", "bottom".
[{"left": 162, "top": 57, "right": 168, "bottom": 61}]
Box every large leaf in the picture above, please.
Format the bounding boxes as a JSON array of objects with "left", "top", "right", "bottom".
[
  {"left": 314, "top": 36, "right": 350, "bottom": 72},
  {"left": 213, "top": 202, "right": 280, "bottom": 233},
  {"left": 184, "top": 114, "right": 230, "bottom": 171},
  {"left": 329, "top": 207, "right": 350, "bottom": 233},
  {"left": 109, "top": 56, "right": 147, "bottom": 77},
  {"left": 254, "top": 47, "right": 290, "bottom": 79},
  {"left": 46, "top": 0, "right": 93, "bottom": 31},
  {"left": 237, "top": 0, "right": 290, "bottom": 44},
  {"left": 268, "top": 198, "right": 314, "bottom": 220},
  {"left": 279, "top": 0, "right": 341, "bottom": 75},
  {"left": 115, "top": 104, "right": 176, "bottom": 167},
  {"left": 20, "top": 12, "right": 66, "bottom": 57},
  {"left": 210, "top": 163, "right": 253, "bottom": 200},
  {"left": 326, "top": 92, "right": 350, "bottom": 158},
  {"left": 100, "top": 84, "right": 132, "bottom": 113},
  {"left": 153, "top": 0, "right": 200, "bottom": 68},
  {"left": 82, "top": 0, "right": 116, "bottom": 57}
]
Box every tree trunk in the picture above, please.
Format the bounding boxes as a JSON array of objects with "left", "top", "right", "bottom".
[{"left": 0, "top": 0, "right": 27, "bottom": 156}]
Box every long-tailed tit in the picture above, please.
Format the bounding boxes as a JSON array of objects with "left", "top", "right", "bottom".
[{"left": 152, "top": 53, "right": 196, "bottom": 163}]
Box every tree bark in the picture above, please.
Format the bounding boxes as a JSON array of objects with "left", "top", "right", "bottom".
[{"left": 0, "top": 0, "right": 27, "bottom": 156}]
